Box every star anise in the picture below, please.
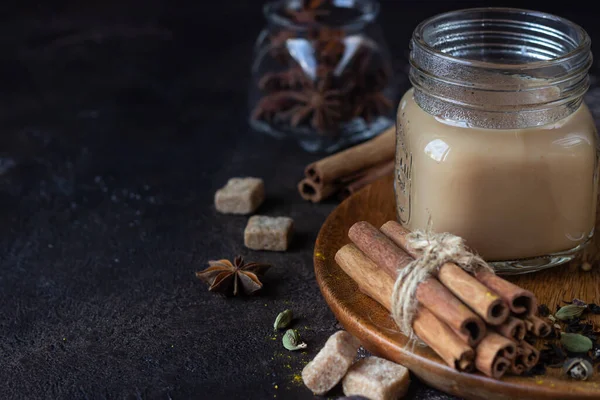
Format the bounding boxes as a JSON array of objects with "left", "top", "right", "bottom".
[
  {"left": 311, "top": 27, "right": 346, "bottom": 66},
  {"left": 269, "top": 30, "right": 297, "bottom": 64},
  {"left": 195, "top": 256, "right": 271, "bottom": 296},
  {"left": 270, "top": 29, "right": 296, "bottom": 47},
  {"left": 251, "top": 91, "right": 299, "bottom": 123},
  {"left": 279, "top": 78, "right": 343, "bottom": 133},
  {"left": 348, "top": 45, "right": 391, "bottom": 91},
  {"left": 258, "top": 68, "right": 312, "bottom": 92},
  {"left": 353, "top": 91, "right": 393, "bottom": 122},
  {"left": 285, "top": 0, "right": 331, "bottom": 24},
  {"left": 303, "top": 0, "right": 328, "bottom": 9}
]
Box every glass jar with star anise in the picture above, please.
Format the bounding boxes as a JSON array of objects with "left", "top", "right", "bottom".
[{"left": 249, "top": 0, "right": 397, "bottom": 153}]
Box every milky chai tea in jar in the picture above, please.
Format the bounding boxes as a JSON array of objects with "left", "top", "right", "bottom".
[{"left": 395, "top": 8, "right": 599, "bottom": 273}]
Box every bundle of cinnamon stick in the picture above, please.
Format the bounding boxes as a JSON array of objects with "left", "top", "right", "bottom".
[
  {"left": 298, "top": 126, "right": 396, "bottom": 202},
  {"left": 335, "top": 220, "right": 551, "bottom": 379}
]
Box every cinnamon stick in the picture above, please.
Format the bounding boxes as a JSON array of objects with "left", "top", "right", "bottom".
[
  {"left": 335, "top": 244, "right": 475, "bottom": 372},
  {"left": 526, "top": 315, "right": 551, "bottom": 338},
  {"left": 518, "top": 341, "right": 540, "bottom": 370},
  {"left": 475, "top": 271, "right": 537, "bottom": 318},
  {"left": 335, "top": 244, "right": 394, "bottom": 309},
  {"left": 491, "top": 357, "right": 512, "bottom": 379},
  {"left": 379, "top": 220, "right": 536, "bottom": 320},
  {"left": 338, "top": 160, "right": 395, "bottom": 199},
  {"left": 379, "top": 221, "right": 509, "bottom": 326},
  {"left": 305, "top": 126, "right": 395, "bottom": 187},
  {"left": 510, "top": 359, "right": 526, "bottom": 375},
  {"left": 297, "top": 178, "right": 339, "bottom": 203},
  {"left": 348, "top": 221, "right": 486, "bottom": 347},
  {"left": 495, "top": 316, "right": 526, "bottom": 342},
  {"left": 299, "top": 159, "right": 395, "bottom": 203},
  {"left": 475, "top": 332, "right": 516, "bottom": 379},
  {"left": 414, "top": 307, "right": 475, "bottom": 373}
]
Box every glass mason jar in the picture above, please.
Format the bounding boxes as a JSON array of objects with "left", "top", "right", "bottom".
[
  {"left": 249, "top": 0, "right": 398, "bottom": 153},
  {"left": 395, "top": 8, "right": 598, "bottom": 274}
]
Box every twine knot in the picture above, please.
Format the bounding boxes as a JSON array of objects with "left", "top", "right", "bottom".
[{"left": 391, "top": 230, "right": 494, "bottom": 343}]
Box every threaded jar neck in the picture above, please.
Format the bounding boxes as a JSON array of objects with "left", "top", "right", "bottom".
[{"left": 409, "top": 8, "right": 593, "bottom": 129}]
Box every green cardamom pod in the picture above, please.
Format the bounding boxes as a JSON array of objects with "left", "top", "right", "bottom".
[
  {"left": 283, "top": 329, "right": 307, "bottom": 351},
  {"left": 563, "top": 358, "right": 594, "bottom": 380},
  {"left": 560, "top": 333, "right": 593, "bottom": 353},
  {"left": 274, "top": 309, "right": 294, "bottom": 331},
  {"left": 555, "top": 304, "right": 587, "bottom": 321}
]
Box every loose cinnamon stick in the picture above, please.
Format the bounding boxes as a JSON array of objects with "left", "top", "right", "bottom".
[
  {"left": 338, "top": 160, "right": 395, "bottom": 200},
  {"left": 335, "top": 244, "right": 475, "bottom": 372},
  {"left": 475, "top": 271, "right": 537, "bottom": 318},
  {"left": 380, "top": 221, "right": 509, "bottom": 326},
  {"left": 297, "top": 178, "right": 339, "bottom": 203},
  {"left": 475, "top": 332, "right": 516, "bottom": 379},
  {"left": 305, "top": 126, "right": 395, "bottom": 187},
  {"left": 495, "top": 316, "right": 526, "bottom": 342},
  {"left": 526, "top": 315, "right": 551, "bottom": 338},
  {"left": 299, "top": 159, "right": 394, "bottom": 203},
  {"left": 348, "top": 221, "right": 486, "bottom": 347}
]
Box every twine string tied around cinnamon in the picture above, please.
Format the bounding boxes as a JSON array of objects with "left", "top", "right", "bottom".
[{"left": 391, "top": 230, "right": 495, "bottom": 343}]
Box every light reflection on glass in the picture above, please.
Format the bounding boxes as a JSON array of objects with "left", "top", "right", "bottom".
[
  {"left": 424, "top": 138, "right": 450, "bottom": 163},
  {"left": 552, "top": 133, "right": 590, "bottom": 148},
  {"left": 286, "top": 39, "right": 317, "bottom": 79}
]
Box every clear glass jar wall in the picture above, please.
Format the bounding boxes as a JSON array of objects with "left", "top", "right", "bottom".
[
  {"left": 395, "top": 8, "right": 598, "bottom": 273},
  {"left": 249, "top": 0, "right": 398, "bottom": 153}
]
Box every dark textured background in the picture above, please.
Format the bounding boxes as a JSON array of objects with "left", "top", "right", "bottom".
[{"left": 1, "top": 1, "right": 599, "bottom": 399}]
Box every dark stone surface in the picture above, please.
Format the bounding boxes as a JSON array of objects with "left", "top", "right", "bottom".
[{"left": 0, "top": 1, "right": 599, "bottom": 399}]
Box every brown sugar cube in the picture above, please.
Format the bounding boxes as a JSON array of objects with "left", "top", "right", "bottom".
[
  {"left": 302, "top": 331, "right": 360, "bottom": 395},
  {"left": 244, "top": 215, "right": 293, "bottom": 251},
  {"left": 214, "top": 177, "right": 265, "bottom": 214},
  {"left": 342, "top": 356, "right": 410, "bottom": 400}
]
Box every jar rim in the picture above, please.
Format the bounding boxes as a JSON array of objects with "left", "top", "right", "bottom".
[
  {"left": 263, "top": 0, "right": 380, "bottom": 31},
  {"left": 408, "top": 7, "right": 593, "bottom": 129},
  {"left": 413, "top": 7, "right": 591, "bottom": 70}
]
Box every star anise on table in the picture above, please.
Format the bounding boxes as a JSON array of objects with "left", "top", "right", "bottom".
[
  {"left": 196, "top": 256, "right": 271, "bottom": 296},
  {"left": 279, "top": 78, "right": 344, "bottom": 133}
]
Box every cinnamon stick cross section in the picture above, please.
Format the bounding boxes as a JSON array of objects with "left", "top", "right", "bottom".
[
  {"left": 495, "top": 316, "right": 526, "bottom": 342},
  {"left": 526, "top": 315, "right": 551, "bottom": 337},
  {"left": 475, "top": 271, "right": 537, "bottom": 318},
  {"left": 475, "top": 332, "right": 516, "bottom": 379},
  {"left": 298, "top": 126, "right": 396, "bottom": 203}
]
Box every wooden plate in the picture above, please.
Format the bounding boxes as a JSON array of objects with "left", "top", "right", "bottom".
[{"left": 314, "top": 174, "right": 600, "bottom": 400}]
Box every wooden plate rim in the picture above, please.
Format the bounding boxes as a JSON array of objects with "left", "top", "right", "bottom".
[{"left": 313, "top": 178, "right": 600, "bottom": 400}]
